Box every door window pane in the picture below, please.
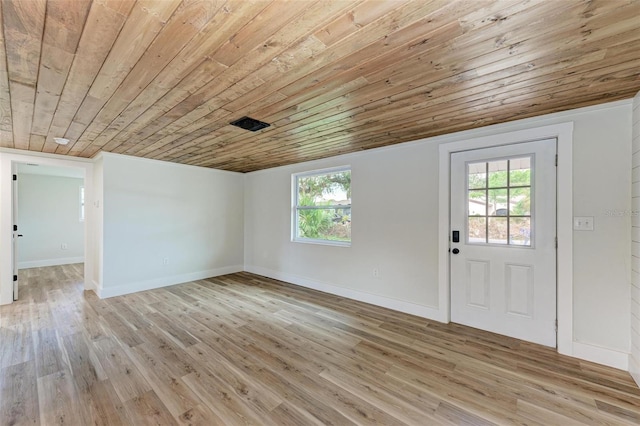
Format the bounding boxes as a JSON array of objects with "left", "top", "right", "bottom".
[
  {"left": 468, "top": 190, "right": 486, "bottom": 216},
  {"left": 510, "top": 187, "right": 530, "bottom": 216},
  {"left": 468, "top": 162, "right": 486, "bottom": 190},
  {"left": 488, "top": 188, "right": 508, "bottom": 216},
  {"left": 488, "top": 217, "right": 508, "bottom": 244},
  {"left": 468, "top": 217, "right": 486, "bottom": 243},
  {"left": 466, "top": 155, "right": 532, "bottom": 246},
  {"left": 488, "top": 160, "right": 508, "bottom": 188},
  {"left": 509, "top": 157, "right": 531, "bottom": 186},
  {"left": 510, "top": 217, "right": 531, "bottom": 246}
]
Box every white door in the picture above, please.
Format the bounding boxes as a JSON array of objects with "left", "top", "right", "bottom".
[
  {"left": 12, "top": 172, "right": 19, "bottom": 301},
  {"left": 450, "top": 139, "right": 557, "bottom": 347}
]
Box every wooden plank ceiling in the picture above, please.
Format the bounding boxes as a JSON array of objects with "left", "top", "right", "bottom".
[{"left": 0, "top": 0, "right": 639, "bottom": 173}]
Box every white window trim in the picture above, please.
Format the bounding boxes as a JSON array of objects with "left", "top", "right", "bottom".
[{"left": 292, "top": 165, "right": 351, "bottom": 247}]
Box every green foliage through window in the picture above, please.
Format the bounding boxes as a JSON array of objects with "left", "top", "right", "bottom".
[
  {"left": 294, "top": 169, "right": 351, "bottom": 243},
  {"left": 467, "top": 157, "right": 532, "bottom": 246}
]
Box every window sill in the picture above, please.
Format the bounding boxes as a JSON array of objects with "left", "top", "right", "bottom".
[{"left": 292, "top": 238, "right": 351, "bottom": 248}]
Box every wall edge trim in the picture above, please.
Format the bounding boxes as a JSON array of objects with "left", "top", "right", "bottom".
[
  {"left": 18, "top": 257, "right": 85, "bottom": 270},
  {"left": 244, "top": 265, "right": 446, "bottom": 322},
  {"left": 98, "top": 265, "right": 244, "bottom": 298},
  {"left": 572, "top": 341, "right": 629, "bottom": 371}
]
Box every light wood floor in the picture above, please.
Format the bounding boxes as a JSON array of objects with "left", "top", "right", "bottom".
[{"left": 1, "top": 265, "right": 639, "bottom": 425}]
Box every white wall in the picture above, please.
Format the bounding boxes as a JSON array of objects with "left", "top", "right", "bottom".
[
  {"left": 631, "top": 90, "right": 640, "bottom": 386},
  {"left": 245, "top": 143, "right": 441, "bottom": 316},
  {"left": 571, "top": 104, "right": 631, "bottom": 354},
  {"left": 245, "top": 100, "right": 633, "bottom": 367},
  {"left": 97, "top": 153, "right": 244, "bottom": 298},
  {"left": 17, "top": 173, "right": 84, "bottom": 268}
]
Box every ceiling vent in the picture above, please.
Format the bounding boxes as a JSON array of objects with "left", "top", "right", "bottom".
[{"left": 230, "top": 116, "right": 270, "bottom": 132}]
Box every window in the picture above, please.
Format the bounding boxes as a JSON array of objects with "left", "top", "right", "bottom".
[
  {"left": 467, "top": 156, "right": 532, "bottom": 246},
  {"left": 79, "top": 186, "right": 85, "bottom": 222},
  {"left": 293, "top": 167, "right": 351, "bottom": 245}
]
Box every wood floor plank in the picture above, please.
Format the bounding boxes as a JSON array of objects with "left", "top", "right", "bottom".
[
  {"left": 92, "top": 337, "right": 151, "bottom": 403},
  {"left": 2, "top": 264, "right": 639, "bottom": 425},
  {"left": 80, "top": 378, "right": 128, "bottom": 426},
  {"left": 185, "top": 341, "right": 284, "bottom": 412},
  {"left": 319, "top": 366, "right": 442, "bottom": 425},
  {"left": 435, "top": 401, "right": 498, "bottom": 426},
  {"left": 0, "top": 323, "right": 33, "bottom": 369},
  {"left": 125, "top": 341, "right": 202, "bottom": 420},
  {"left": 0, "top": 360, "right": 39, "bottom": 426},
  {"left": 266, "top": 400, "right": 326, "bottom": 426},
  {"left": 516, "top": 399, "right": 588, "bottom": 426},
  {"left": 176, "top": 403, "right": 225, "bottom": 426},
  {"left": 37, "top": 370, "right": 86, "bottom": 425},
  {"left": 122, "top": 390, "right": 178, "bottom": 426},
  {"left": 32, "top": 328, "right": 66, "bottom": 378},
  {"left": 182, "top": 369, "right": 280, "bottom": 426}
]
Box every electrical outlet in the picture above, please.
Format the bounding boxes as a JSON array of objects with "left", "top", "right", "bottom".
[
  {"left": 573, "top": 216, "right": 594, "bottom": 231},
  {"left": 372, "top": 268, "right": 380, "bottom": 278},
  {"left": 163, "top": 257, "right": 169, "bottom": 265},
  {"left": 61, "top": 243, "right": 68, "bottom": 250}
]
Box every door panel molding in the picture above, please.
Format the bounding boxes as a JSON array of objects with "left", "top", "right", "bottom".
[
  {"left": 465, "top": 259, "right": 490, "bottom": 310},
  {"left": 505, "top": 263, "right": 534, "bottom": 318}
]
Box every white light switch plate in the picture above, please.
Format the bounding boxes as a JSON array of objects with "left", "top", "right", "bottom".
[{"left": 573, "top": 216, "right": 594, "bottom": 231}]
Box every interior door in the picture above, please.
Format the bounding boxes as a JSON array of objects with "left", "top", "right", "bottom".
[
  {"left": 12, "top": 172, "right": 19, "bottom": 300},
  {"left": 450, "top": 139, "right": 557, "bottom": 347}
]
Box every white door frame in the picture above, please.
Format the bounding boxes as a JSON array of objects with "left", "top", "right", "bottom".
[
  {"left": 0, "top": 148, "right": 94, "bottom": 305},
  {"left": 438, "top": 122, "right": 573, "bottom": 356}
]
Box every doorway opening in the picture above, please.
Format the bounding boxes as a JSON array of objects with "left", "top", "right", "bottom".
[
  {"left": 12, "top": 163, "right": 86, "bottom": 300},
  {"left": 0, "top": 153, "right": 94, "bottom": 305}
]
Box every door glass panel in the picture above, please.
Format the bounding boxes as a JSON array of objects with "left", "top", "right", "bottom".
[
  {"left": 509, "top": 157, "right": 531, "bottom": 186},
  {"left": 468, "top": 190, "right": 486, "bottom": 216},
  {"left": 509, "top": 187, "right": 530, "bottom": 216},
  {"left": 488, "top": 188, "right": 508, "bottom": 216},
  {"left": 488, "top": 160, "right": 508, "bottom": 188},
  {"left": 468, "top": 163, "right": 486, "bottom": 190},
  {"left": 510, "top": 217, "right": 531, "bottom": 246},
  {"left": 468, "top": 217, "right": 486, "bottom": 243},
  {"left": 466, "top": 156, "right": 533, "bottom": 246},
  {"left": 488, "top": 217, "right": 508, "bottom": 244}
]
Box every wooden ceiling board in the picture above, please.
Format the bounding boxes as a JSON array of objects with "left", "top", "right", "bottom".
[
  {"left": 86, "top": 0, "right": 357, "bottom": 157},
  {"left": 120, "top": 1, "right": 477, "bottom": 162},
  {"left": 99, "top": 0, "right": 358, "bottom": 158},
  {"left": 0, "top": 2, "right": 14, "bottom": 147},
  {"left": 1, "top": 0, "right": 639, "bottom": 172},
  {"left": 136, "top": 0, "right": 608, "bottom": 166},
  {"left": 42, "top": 0, "right": 136, "bottom": 154}
]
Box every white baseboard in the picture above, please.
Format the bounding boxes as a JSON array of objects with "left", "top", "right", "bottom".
[
  {"left": 630, "top": 354, "right": 640, "bottom": 388},
  {"left": 18, "top": 257, "right": 84, "bottom": 269},
  {"left": 572, "top": 341, "right": 629, "bottom": 371},
  {"left": 244, "top": 265, "right": 446, "bottom": 322},
  {"left": 97, "top": 265, "right": 244, "bottom": 299},
  {"left": 85, "top": 279, "right": 98, "bottom": 292}
]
